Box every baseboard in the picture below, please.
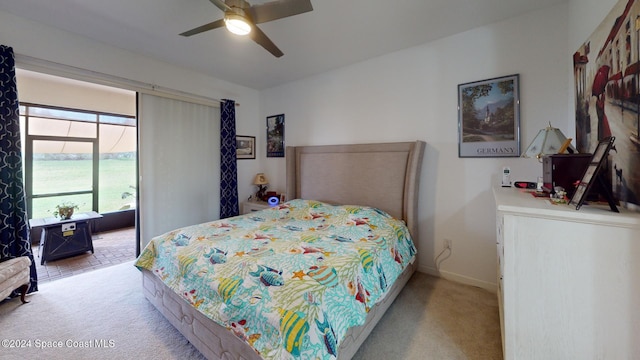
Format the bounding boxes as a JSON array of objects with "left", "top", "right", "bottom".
[{"left": 419, "top": 264, "right": 498, "bottom": 293}]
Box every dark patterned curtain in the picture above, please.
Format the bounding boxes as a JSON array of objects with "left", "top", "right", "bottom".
[
  {"left": 0, "top": 45, "right": 38, "bottom": 295},
  {"left": 219, "top": 99, "right": 239, "bottom": 218}
]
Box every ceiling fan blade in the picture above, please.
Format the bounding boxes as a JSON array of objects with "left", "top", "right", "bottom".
[
  {"left": 249, "top": 25, "right": 284, "bottom": 57},
  {"left": 248, "top": 0, "right": 313, "bottom": 24},
  {"left": 208, "top": 0, "right": 232, "bottom": 12},
  {"left": 180, "top": 19, "right": 226, "bottom": 37}
]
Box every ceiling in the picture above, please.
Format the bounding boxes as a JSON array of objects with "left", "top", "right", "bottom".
[{"left": 0, "top": 0, "right": 566, "bottom": 90}]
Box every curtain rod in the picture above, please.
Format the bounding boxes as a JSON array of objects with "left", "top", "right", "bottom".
[{"left": 14, "top": 54, "right": 239, "bottom": 108}]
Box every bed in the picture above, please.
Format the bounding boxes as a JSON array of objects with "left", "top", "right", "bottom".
[{"left": 135, "top": 140, "right": 425, "bottom": 359}]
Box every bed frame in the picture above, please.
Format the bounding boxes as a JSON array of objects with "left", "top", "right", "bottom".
[{"left": 140, "top": 140, "right": 426, "bottom": 359}]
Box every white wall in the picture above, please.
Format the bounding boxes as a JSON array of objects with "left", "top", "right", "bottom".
[
  {"left": 260, "top": 3, "right": 571, "bottom": 290},
  {"left": 16, "top": 69, "right": 136, "bottom": 116},
  {"left": 0, "top": 9, "right": 263, "bottom": 206}
]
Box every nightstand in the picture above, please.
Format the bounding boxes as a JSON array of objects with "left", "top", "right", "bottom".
[{"left": 241, "top": 200, "right": 271, "bottom": 214}]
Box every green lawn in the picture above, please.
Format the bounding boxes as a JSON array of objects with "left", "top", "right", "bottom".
[{"left": 30, "top": 158, "right": 136, "bottom": 219}]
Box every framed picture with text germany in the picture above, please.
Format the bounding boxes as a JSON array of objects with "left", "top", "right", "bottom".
[{"left": 458, "top": 74, "right": 520, "bottom": 157}]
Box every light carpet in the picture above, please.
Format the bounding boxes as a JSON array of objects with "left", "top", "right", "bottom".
[{"left": 0, "top": 261, "right": 502, "bottom": 359}]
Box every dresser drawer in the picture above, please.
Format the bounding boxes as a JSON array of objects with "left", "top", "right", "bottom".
[{"left": 496, "top": 214, "right": 504, "bottom": 278}]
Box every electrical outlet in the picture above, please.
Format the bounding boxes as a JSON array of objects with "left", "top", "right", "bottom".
[{"left": 444, "top": 239, "right": 452, "bottom": 250}]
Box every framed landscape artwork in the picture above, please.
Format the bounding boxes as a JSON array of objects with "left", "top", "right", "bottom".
[
  {"left": 458, "top": 74, "right": 520, "bottom": 158},
  {"left": 236, "top": 135, "right": 255, "bottom": 160},
  {"left": 266, "top": 114, "right": 285, "bottom": 157}
]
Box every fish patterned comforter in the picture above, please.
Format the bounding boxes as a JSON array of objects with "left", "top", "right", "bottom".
[{"left": 135, "top": 199, "right": 416, "bottom": 359}]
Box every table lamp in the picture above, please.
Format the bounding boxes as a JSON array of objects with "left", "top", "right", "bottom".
[
  {"left": 253, "top": 173, "right": 268, "bottom": 200},
  {"left": 522, "top": 122, "right": 577, "bottom": 161}
]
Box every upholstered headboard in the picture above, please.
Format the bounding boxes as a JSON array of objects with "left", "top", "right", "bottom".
[{"left": 285, "top": 141, "right": 425, "bottom": 241}]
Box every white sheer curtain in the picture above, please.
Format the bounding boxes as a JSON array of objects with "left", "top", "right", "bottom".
[{"left": 138, "top": 93, "right": 220, "bottom": 248}]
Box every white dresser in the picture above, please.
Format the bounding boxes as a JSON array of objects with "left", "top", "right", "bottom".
[{"left": 493, "top": 187, "right": 640, "bottom": 359}]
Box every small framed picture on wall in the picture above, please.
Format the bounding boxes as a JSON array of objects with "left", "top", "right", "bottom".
[
  {"left": 236, "top": 135, "right": 255, "bottom": 160},
  {"left": 266, "top": 114, "right": 285, "bottom": 157}
]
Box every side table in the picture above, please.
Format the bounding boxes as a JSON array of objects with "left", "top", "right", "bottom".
[
  {"left": 29, "top": 211, "right": 103, "bottom": 264},
  {"left": 241, "top": 200, "right": 271, "bottom": 215}
]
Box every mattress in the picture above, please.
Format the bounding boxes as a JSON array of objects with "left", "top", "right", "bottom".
[{"left": 135, "top": 199, "right": 417, "bottom": 359}]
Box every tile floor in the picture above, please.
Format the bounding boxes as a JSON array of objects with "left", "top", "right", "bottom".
[{"left": 32, "top": 227, "right": 136, "bottom": 283}]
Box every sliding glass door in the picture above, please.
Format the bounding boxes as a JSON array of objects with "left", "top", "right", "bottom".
[{"left": 22, "top": 104, "right": 136, "bottom": 221}]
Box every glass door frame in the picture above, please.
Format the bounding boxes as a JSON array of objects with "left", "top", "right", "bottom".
[{"left": 24, "top": 135, "right": 99, "bottom": 219}]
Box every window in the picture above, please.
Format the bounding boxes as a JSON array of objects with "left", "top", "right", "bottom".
[{"left": 21, "top": 104, "right": 136, "bottom": 219}]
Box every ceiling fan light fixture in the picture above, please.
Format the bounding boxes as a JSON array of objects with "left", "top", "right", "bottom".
[{"left": 224, "top": 12, "right": 251, "bottom": 36}]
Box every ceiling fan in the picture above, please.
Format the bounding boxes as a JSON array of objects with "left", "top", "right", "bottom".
[{"left": 180, "top": 0, "right": 313, "bottom": 58}]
